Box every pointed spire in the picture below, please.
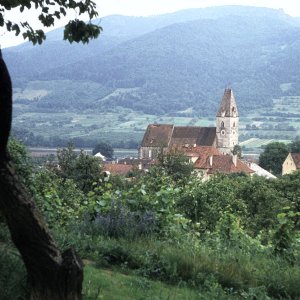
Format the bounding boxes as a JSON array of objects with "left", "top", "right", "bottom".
[{"left": 216, "top": 88, "right": 238, "bottom": 117}]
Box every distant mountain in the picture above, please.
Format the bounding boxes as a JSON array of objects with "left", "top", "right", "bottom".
[{"left": 4, "top": 6, "right": 300, "bottom": 116}]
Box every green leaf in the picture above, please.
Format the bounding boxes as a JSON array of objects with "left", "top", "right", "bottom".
[{"left": 97, "top": 200, "right": 106, "bottom": 207}]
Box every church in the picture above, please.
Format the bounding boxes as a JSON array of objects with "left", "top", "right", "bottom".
[{"left": 139, "top": 88, "right": 239, "bottom": 159}]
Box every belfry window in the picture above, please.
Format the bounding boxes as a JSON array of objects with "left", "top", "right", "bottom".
[
  {"left": 233, "top": 122, "right": 235, "bottom": 127},
  {"left": 221, "top": 121, "right": 224, "bottom": 128}
]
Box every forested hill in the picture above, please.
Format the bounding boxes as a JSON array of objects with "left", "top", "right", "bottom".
[{"left": 5, "top": 6, "right": 300, "bottom": 116}]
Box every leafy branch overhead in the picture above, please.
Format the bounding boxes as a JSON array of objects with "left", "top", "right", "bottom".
[{"left": 0, "top": 0, "right": 102, "bottom": 44}]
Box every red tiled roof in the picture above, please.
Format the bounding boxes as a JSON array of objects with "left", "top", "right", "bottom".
[
  {"left": 104, "top": 164, "right": 133, "bottom": 176},
  {"left": 182, "top": 145, "right": 220, "bottom": 156},
  {"left": 170, "top": 145, "right": 221, "bottom": 166},
  {"left": 195, "top": 154, "right": 254, "bottom": 175},
  {"left": 291, "top": 153, "right": 300, "bottom": 169}
]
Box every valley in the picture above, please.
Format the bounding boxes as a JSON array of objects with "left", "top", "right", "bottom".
[
  {"left": 5, "top": 6, "right": 300, "bottom": 154},
  {"left": 13, "top": 93, "right": 300, "bottom": 156}
]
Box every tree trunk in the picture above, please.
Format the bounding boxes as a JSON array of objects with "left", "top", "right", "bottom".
[{"left": 0, "top": 51, "right": 83, "bottom": 299}]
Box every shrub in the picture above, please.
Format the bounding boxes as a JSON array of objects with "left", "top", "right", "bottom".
[{"left": 76, "top": 202, "right": 157, "bottom": 240}]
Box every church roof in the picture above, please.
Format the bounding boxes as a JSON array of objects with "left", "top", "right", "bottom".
[
  {"left": 216, "top": 88, "right": 239, "bottom": 117},
  {"left": 170, "top": 127, "right": 216, "bottom": 146},
  {"left": 141, "top": 125, "right": 216, "bottom": 148},
  {"left": 140, "top": 124, "right": 174, "bottom": 147}
]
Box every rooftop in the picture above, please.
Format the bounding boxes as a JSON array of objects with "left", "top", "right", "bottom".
[
  {"left": 291, "top": 153, "right": 300, "bottom": 169},
  {"left": 216, "top": 88, "right": 239, "bottom": 118}
]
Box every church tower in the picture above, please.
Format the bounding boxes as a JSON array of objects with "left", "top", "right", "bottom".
[{"left": 216, "top": 88, "right": 239, "bottom": 155}]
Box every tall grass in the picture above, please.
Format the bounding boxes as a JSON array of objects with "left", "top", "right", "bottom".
[{"left": 58, "top": 224, "right": 300, "bottom": 299}]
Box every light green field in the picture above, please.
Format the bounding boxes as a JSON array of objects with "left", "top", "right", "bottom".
[{"left": 83, "top": 264, "right": 201, "bottom": 300}]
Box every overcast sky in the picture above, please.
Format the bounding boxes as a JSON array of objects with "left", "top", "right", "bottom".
[{"left": 1, "top": 0, "right": 300, "bottom": 48}]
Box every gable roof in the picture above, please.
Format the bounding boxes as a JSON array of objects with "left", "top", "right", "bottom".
[
  {"left": 195, "top": 154, "right": 254, "bottom": 175},
  {"left": 140, "top": 124, "right": 174, "bottom": 147},
  {"left": 216, "top": 88, "right": 239, "bottom": 117},
  {"left": 103, "top": 163, "right": 133, "bottom": 176},
  {"left": 141, "top": 125, "right": 216, "bottom": 148},
  {"left": 291, "top": 153, "right": 300, "bottom": 169},
  {"left": 192, "top": 147, "right": 221, "bottom": 168},
  {"left": 170, "top": 127, "right": 216, "bottom": 147}
]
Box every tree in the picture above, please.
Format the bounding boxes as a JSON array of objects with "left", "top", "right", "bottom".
[
  {"left": 34, "top": 168, "right": 85, "bottom": 227},
  {"left": 0, "top": 2, "right": 101, "bottom": 299},
  {"left": 289, "top": 140, "right": 300, "bottom": 153},
  {"left": 92, "top": 142, "right": 114, "bottom": 159},
  {"left": 232, "top": 144, "right": 242, "bottom": 158},
  {"left": 57, "top": 144, "right": 102, "bottom": 193},
  {"left": 0, "top": 0, "right": 101, "bottom": 45},
  {"left": 7, "top": 138, "right": 33, "bottom": 187},
  {"left": 158, "top": 150, "right": 194, "bottom": 183},
  {"left": 259, "top": 142, "right": 289, "bottom": 176}
]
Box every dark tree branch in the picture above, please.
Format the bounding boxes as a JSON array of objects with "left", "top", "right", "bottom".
[
  {"left": 0, "top": 50, "right": 83, "bottom": 299},
  {"left": 0, "top": 0, "right": 101, "bottom": 45},
  {"left": 0, "top": 49, "right": 12, "bottom": 160}
]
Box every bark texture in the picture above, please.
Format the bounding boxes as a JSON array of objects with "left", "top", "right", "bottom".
[{"left": 0, "top": 50, "right": 83, "bottom": 299}]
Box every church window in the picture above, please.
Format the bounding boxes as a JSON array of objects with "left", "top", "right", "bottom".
[
  {"left": 232, "top": 107, "right": 235, "bottom": 112},
  {"left": 221, "top": 121, "right": 224, "bottom": 128},
  {"left": 221, "top": 130, "right": 225, "bottom": 136},
  {"left": 233, "top": 122, "right": 235, "bottom": 127}
]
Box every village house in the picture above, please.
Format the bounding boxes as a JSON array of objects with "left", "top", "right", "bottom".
[
  {"left": 103, "top": 163, "right": 134, "bottom": 176},
  {"left": 171, "top": 144, "right": 253, "bottom": 180},
  {"left": 103, "top": 157, "right": 154, "bottom": 177},
  {"left": 195, "top": 154, "right": 254, "bottom": 180},
  {"left": 282, "top": 153, "right": 300, "bottom": 175}
]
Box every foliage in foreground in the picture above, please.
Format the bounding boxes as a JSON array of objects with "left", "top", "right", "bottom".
[
  {"left": 1, "top": 141, "right": 300, "bottom": 299},
  {"left": 58, "top": 222, "right": 299, "bottom": 299}
]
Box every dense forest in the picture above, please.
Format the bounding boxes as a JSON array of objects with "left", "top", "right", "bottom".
[{"left": 1, "top": 140, "right": 300, "bottom": 298}]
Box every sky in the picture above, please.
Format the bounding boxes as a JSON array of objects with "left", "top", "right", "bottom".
[{"left": 1, "top": 0, "right": 300, "bottom": 48}]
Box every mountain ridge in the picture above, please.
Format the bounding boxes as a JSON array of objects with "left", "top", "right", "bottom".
[{"left": 4, "top": 6, "right": 300, "bottom": 117}]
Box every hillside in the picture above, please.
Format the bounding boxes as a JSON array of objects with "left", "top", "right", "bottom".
[{"left": 4, "top": 6, "right": 300, "bottom": 146}]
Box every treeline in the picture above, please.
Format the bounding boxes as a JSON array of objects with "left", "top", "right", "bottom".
[{"left": 12, "top": 128, "right": 139, "bottom": 149}]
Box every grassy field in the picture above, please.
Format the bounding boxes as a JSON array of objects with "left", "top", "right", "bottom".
[{"left": 83, "top": 264, "right": 201, "bottom": 300}]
